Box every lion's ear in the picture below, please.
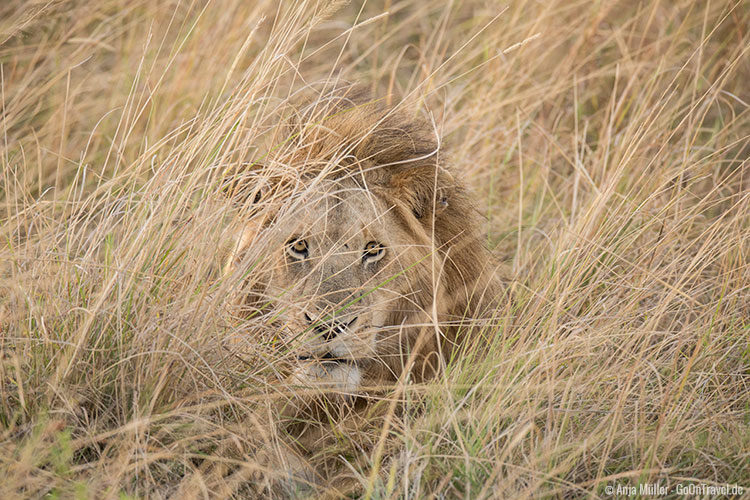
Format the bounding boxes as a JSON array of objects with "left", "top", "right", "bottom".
[
  {"left": 388, "top": 165, "right": 454, "bottom": 221},
  {"left": 220, "top": 162, "right": 267, "bottom": 208}
]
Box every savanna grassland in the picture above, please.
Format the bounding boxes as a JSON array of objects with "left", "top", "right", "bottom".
[{"left": 1, "top": 0, "right": 748, "bottom": 498}]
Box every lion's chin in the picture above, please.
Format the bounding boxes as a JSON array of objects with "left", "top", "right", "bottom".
[{"left": 291, "top": 358, "right": 361, "bottom": 400}]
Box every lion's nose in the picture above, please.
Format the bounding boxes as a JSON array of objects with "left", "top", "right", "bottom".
[{"left": 304, "top": 312, "right": 358, "bottom": 341}]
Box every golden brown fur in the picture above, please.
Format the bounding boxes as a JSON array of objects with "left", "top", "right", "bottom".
[{"left": 222, "top": 85, "right": 504, "bottom": 495}]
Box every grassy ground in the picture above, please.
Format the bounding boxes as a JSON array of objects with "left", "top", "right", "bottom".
[{"left": 1, "top": 0, "right": 748, "bottom": 498}]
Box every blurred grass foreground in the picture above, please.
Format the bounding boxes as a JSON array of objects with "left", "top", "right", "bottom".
[{"left": 1, "top": 0, "right": 748, "bottom": 498}]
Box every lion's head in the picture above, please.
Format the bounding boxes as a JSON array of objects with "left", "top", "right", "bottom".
[{"left": 224, "top": 86, "right": 501, "bottom": 396}]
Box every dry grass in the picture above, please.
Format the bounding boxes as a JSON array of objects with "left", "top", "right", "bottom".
[{"left": 1, "top": 0, "right": 748, "bottom": 498}]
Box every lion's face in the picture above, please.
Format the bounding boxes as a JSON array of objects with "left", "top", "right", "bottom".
[
  {"left": 224, "top": 86, "right": 496, "bottom": 400},
  {"left": 229, "top": 179, "right": 438, "bottom": 394}
]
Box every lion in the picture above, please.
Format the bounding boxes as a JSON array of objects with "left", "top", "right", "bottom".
[{"left": 221, "top": 85, "right": 504, "bottom": 496}]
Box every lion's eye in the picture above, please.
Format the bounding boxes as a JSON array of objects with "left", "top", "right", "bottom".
[
  {"left": 363, "top": 241, "right": 385, "bottom": 264},
  {"left": 286, "top": 238, "right": 309, "bottom": 260}
]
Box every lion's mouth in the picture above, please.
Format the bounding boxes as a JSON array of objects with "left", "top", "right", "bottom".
[
  {"left": 297, "top": 351, "right": 354, "bottom": 367},
  {"left": 291, "top": 351, "right": 362, "bottom": 396}
]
